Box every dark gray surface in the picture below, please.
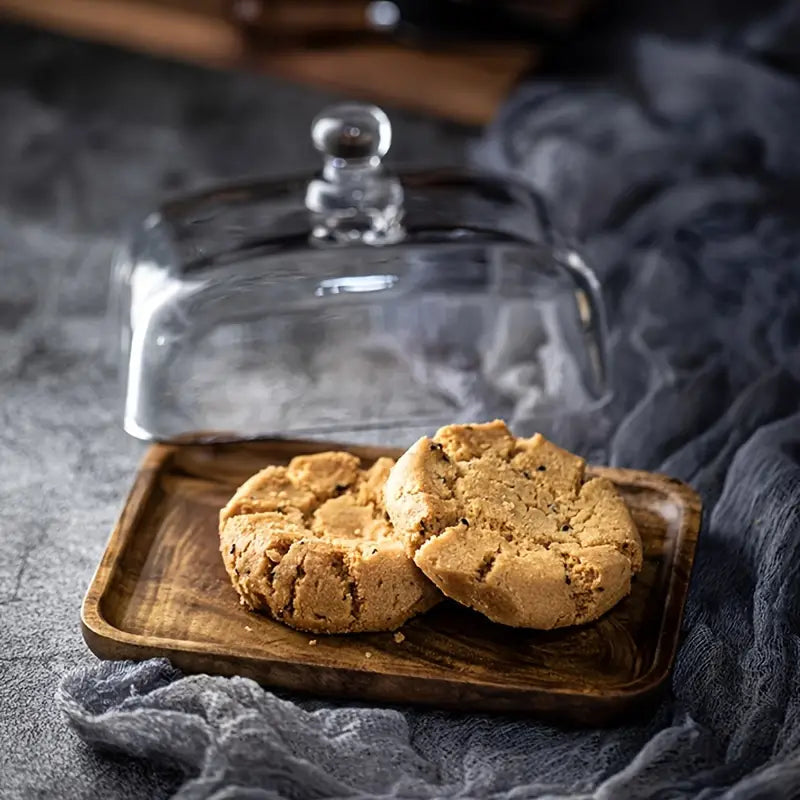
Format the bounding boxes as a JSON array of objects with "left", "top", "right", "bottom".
[{"left": 0, "top": 24, "right": 471, "bottom": 800}]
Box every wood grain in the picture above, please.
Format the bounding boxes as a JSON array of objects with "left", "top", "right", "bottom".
[{"left": 82, "top": 439, "right": 701, "bottom": 723}]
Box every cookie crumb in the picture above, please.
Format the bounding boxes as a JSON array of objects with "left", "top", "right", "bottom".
[
  {"left": 393, "top": 632, "right": 405, "bottom": 644},
  {"left": 244, "top": 625, "right": 253, "bottom": 631},
  {"left": 364, "top": 650, "right": 373, "bottom": 658},
  {"left": 308, "top": 639, "right": 317, "bottom": 646}
]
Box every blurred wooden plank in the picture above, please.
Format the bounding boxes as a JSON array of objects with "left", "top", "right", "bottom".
[
  {"left": 0, "top": 0, "right": 244, "bottom": 63},
  {"left": 258, "top": 45, "right": 534, "bottom": 125},
  {"left": 0, "top": 0, "right": 535, "bottom": 124}
]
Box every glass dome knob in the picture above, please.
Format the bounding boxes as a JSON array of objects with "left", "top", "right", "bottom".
[
  {"left": 311, "top": 103, "right": 392, "bottom": 165},
  {"left": 306, "top": 102, "right": 403, "bottom": 245}
]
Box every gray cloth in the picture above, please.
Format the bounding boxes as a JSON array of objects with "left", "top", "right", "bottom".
[{"left": 7, "top": 6, "right": 800, "bottom": 800}]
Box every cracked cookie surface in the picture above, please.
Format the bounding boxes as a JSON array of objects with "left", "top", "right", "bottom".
[
  {"left": 219, "top": 452, "right": 440, "bottom": 634},
  {"left": 384, "top": 420, "right": 643, "bottom": 629}
]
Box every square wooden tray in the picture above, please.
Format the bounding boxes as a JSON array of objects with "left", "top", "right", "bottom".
[{"left": 82, "top": 439, "right": 701, "bottom": 724}]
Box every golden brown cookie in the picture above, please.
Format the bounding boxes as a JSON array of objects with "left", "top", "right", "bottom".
[
  {"left": 384, "top": 420, "right": 642, "bottom": 629},
  {"left": 219, "top": 452, "right": 440, "bottom": 634}
]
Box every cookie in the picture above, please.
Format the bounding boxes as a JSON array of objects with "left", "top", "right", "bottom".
[
  {"left": 219, "top": 452, "right": 440, "bottom": 634},
  {"left": 384, "top": 420, "right": 643, "bottom": 629}
]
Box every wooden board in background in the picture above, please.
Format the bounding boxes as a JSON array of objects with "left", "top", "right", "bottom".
[
  {"left": 0, "top": 0, "right": 539, "bottom": 125},
  {"left": 82, "top": 438, "right": 701, "bottom": 724}
]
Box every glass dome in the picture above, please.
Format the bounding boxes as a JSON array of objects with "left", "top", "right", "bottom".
[{"left": 111, "top": 103, "right": 610, "bottom": 456}]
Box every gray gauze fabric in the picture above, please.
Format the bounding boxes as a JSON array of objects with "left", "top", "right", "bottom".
[{"left": 57, "top": 12, "right": 800, "bottom": 800}]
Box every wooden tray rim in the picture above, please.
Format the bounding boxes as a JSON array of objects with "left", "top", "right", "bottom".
[{"left": 82, "top": 439, "right": 702, "bottom": 704}]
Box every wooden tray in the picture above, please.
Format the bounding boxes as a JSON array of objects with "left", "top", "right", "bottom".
[{"left": 82, "top": 439, "right": 701, "bottom": 723}]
